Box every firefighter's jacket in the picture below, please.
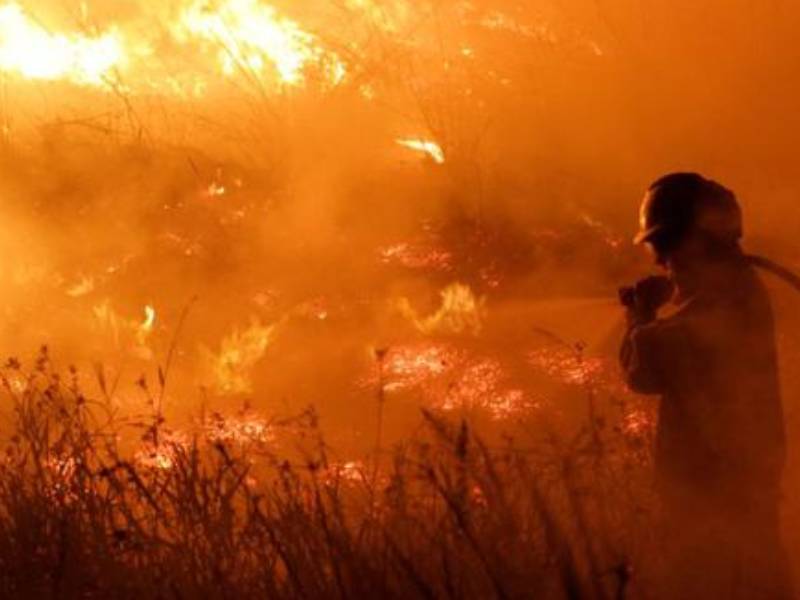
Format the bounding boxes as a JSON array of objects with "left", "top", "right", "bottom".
[{"left": 620, "top": 257, "right": 785, "bottom": 496}]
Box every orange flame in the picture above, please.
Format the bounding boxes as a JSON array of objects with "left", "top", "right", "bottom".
[
  {"left": 398, "top": 283, "right": 486, "bottom": 336},
  {"left": 177, "top": 0, "right": 345, "bottom": 86},
  {"left": 397, "top": 138, "right": 445, "bottom": 164},
  {"left": 136, "top": 305, "right": 156, "bottom": 346},
  {"left": 207, "top": 319, "right": 278, "bottom": 394},
  {"left": 0, "top": 3, "right": 124, "bottom": 86}
]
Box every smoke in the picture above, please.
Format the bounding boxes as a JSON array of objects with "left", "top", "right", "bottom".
[{"left": 1, "top": 2, "right": 800, "bottom": 548}]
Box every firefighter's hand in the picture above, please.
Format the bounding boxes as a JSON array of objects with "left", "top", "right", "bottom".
[{"left": 619, "top": 276, "right": 674, "bottom": 323}]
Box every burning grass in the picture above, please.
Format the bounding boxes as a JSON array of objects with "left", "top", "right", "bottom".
[
  {"left": 0, "top": 0, "right": 797, "bottom": 596},
  {"left": 0, "top": 347, "right": 655, "bottom": 599}
]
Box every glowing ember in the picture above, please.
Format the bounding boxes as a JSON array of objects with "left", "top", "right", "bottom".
[
  {"left": 579, "top": 213, "right": 624, "bottom": 250},
  {"left": 1, "top": 371, "right": 27, "bottom": 394},
  {"left": 480, "top": 11, "right": 557, "bottom": 42},
  {"left": 378, "top": 242, "right": 453, "bottom": 271},
  {"left": 376, "top": 342, "right": 461, "bottom": 392},
  {"left": 45, "top": 455, "right": 77, "bottom": 482},
  {"left": 135, "top": 430, "right": 190, "bottom": 471},
  {"left": 204, "top": 412, "right": 274, "bottom": 445},
  {"left": 207, "top": 182, "right": 227, "bottom": 197},
  {"left": 527, "top": 347, "right": 605, "bottom": 386},
  {"left": 208, "top": 319, "right": 278, "bottom": 394},
  {"left": 397, "top": 138, "right": 445, "bottom": 164},
  {"left": 178, "top": 0, "right": 344, "bottom": 86},
  {"left": 437, "top": 358, "right": 535, "bottom": 419},
  {"left": 0, "top": 3, "right": 124, "bottom": 86},
  {"left": 368, "top": 342, "right": 538, "bottom": 420},
  {"left": 324, "top": 460, "right": 368, "bottom": 485},
  {"left": 295, "top": 297, "right": 330, "bottom": 321},
  {"left": 43, "top": 455, "right": 79, "bottom": 502},
  {"left": 622, "top": 409, "right": 655, "bottom": 437}
]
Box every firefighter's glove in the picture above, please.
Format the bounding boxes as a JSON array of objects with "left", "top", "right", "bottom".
[{"left": 619, "top": 276, "right": 674, "bottom": 324}]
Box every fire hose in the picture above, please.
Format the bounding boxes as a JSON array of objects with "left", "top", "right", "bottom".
[
  {"left": 619, "top": 254, "right": 800, "bottom": 311},
  {"left": 746, "top": 254, "right": 800, "bottom": 292}
]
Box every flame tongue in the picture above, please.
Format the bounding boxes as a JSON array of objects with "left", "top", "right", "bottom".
[
  {"left": 0, "top": 3, "right": 124, "bottom": 86},
  {"left": 0, "top": 0, "right": 345, "bottom": 91},
  {"left": 209, "top": 319, "right": 279, "bottom": 395},
  {"left": 397, "top": 138, "right": 446, "bottom": 164},
  {"left": 177, "top": 0, "right": 344, "bottom": 85}
]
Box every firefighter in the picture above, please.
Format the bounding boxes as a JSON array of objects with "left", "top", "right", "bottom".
[{"left": 619, "top": 173, "right": 793, "bottom": 599}]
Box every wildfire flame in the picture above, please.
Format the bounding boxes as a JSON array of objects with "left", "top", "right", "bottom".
[
  {"left": 344, "top": 0, "right": 411, "bottom": 33},
  {"left": 208, "top": 319, "right": 278, "bottom": 394},
  {"left": 178, "top": 0, "right": 344, "bottom": 85},
  {"left": 0, "top": 3, "right": 124, "bottom": 86},
  {"left": 136, "top": 305, "right": 156, "bottom": 346},
  {"left": 92, "top": 300, "right": 123, "bottom": 348},
  {"left": 398, "top": 283, "right": 486, "bottom": 336},
  {"left": 135, "top": 430, "right": 190, "bottom": 471},
  {"left": 396, "top": 138, "right": 446, "bottom": 164},
  {"left": 0, "top": 0, "right": 346, "bottom": 92}
]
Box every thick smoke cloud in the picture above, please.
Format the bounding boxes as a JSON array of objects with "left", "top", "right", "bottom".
[{"left": 0, "top": 0, "right": 799, "bottom": 531}]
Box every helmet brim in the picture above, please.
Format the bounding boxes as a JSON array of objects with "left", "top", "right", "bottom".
[{"left": 633, "top": 225, "right": 661, "bottom": 245}]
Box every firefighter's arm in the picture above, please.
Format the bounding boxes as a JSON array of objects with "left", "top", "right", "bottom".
[
  {"left": 618, "top": 276, "right": 676, "bottom": 394},
  {"left": 620, "top": 323, "right": 667, "bottom": 394}
]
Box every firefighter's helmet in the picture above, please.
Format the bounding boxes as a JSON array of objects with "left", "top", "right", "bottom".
[{"left": 634, "top": 173, "right": 743, "bottom": 251}]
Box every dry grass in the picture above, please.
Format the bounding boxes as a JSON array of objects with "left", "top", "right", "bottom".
[{"left": 0, "top": 347, "right": 652, "bottom": 599}]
